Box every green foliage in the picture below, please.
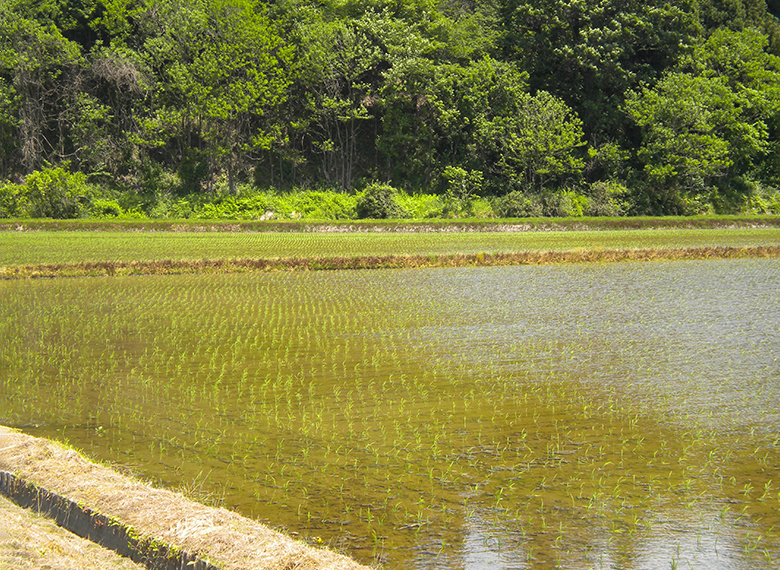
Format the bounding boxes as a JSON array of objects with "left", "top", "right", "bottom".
[
  {"left": 178, "top": 188, "right": 358, "bottom": 220},
  {"left": 381, "top": 57, "right": 585, "bottom": 194},
  {"left": 748, "top": 183, "right": 780, "bottom": 212},
  {"left": 280, "top": 190, "right": 358, "bottom": 219},
  {"left": 0, "top": 164, "right": 96, "bottom": 218},
  {"left": 626, "top": 28, "right": 780, "bottom": 214},
  {"left": 541, "top": 190, "right": 589, "bottom": 217},
  {"left": 296, "top": 13, "right": 386, "bottom": 190},
  {"left": 584, "top": 181, "right": 632, "bottom": 217},
  {"left": 127, "top": 0, "right": 295, "bottom": 194},
  {"left": 356, "top": 182, "right": 407, "bottom": 219},
  {"left": 0, "top": 2, "right": 84, "bottom": 170},
  {"left": 89, "top": 198, "right": 124, "bottom": 218},
  {"left": 1, "top": 0, "right": 780, "bottom": 217},
  {"left": 500, "top": 0, "right": 701, "bottom": 137},
  {"left": 485, "top": 90, "right": 587, "bottom": 191},
  {"left": 0, "top": 181, "right": 26, "bottom": 218},
  {"left": 442, "top": 166, "right": 483, "bottom": 216},
  {"left": 394, "top": 191, "right": 445, "bottom": 218},
  {"left": 495, "top": 191, "right": 544, "bottom": 218}
]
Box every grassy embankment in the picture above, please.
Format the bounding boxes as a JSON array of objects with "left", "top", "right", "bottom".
[{"left": 1, "top": 216, "right": 779, "bottom": 278}]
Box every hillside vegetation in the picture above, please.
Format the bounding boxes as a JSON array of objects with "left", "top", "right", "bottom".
[{"left": 3, "top": 0, "right": 780, "bottom": 218}]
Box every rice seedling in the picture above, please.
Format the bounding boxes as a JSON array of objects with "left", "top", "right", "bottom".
[
  {"left": 1, "top": 228, "right": 779, "bottom": 275},
  {"left": 1, "top": 259, "right": 779, "bottom": 568}
]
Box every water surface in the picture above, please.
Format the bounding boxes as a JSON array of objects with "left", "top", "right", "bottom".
[{"left": 1, "top": 259, "right": 778, "bottom": 568}]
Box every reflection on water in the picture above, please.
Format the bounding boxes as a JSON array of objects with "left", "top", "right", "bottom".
[
  {"left": 413, "top": 261, "right": 780, "bottom": 433},
  {"left": 1, "top": 259, "right": 778, "bottom": 569}
]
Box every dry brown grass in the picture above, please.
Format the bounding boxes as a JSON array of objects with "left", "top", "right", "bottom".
[
  {"left": 1, "top": 245, "right": 778, "bottom": 279},
  {"left": 0, "top": 427, "right": 371, "bottom": 570},
  {"left": 0, "top": 495, "right": 146, "bottom": 570}
]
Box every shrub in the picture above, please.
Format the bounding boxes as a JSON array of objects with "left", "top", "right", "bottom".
[
  {"left": 149, "top": 197, "right": 195, "bottom": 219},
  {"left": 495, "top": 191, "right": 544, "bottom": 218},
  {"left": 0, "top": 165, "right": 96, "bottom": 218},
  {"left": 90, "top": 198, "right": 124, "bottom": 218},
  {"left": 747, "top": 184, "right": 780, "bottom": 214},
  {"left": 584, "top": 181, "right": 631, "bottom": 216},
  {"left": 356, "top": 183, "right": 407, "bottom": 219},
  {"left": 542, "top": 190, "right": 588, "bottom": 217},
  {"left": 0, "top": 181, "right": 27, "bottom": 218},
  {"left": 395, "top": 192, "right": 442, "bottom": 218},
  {"left": 286, "top": 191, "right": 357, "bottom": 220}
]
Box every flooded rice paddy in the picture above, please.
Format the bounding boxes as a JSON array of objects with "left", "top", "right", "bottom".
[{"left": 1, "top": 259, "right": 779, "bottom": 569}]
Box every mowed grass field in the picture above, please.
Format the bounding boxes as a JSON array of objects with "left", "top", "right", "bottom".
[{"left": 2, "top": 227, "right": 780, "bottom": 267}]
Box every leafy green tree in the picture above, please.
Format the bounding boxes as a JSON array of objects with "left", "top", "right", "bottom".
[
  {"left": 0, "top": 69, "right": 19, "bottom": 179},
  {"left": 381, "top": 57, "right": 585, "bottom": 193},
  {"left": 442, "top": 165, "right": 483, "bottom": 215},
  {"left": 265, "top": 0, "right": 501, "bottom": 190},
  {"left": 126, "top": 0, "right": 293, "bottom": 193},
  {"left": 380, "top": 57, "right": 527, "bottom": 190},
  {"left": 699, "top": 0, "right": 770, "bottom": 31},
  {"left": 188, "top": 0, "right": 293, "bottom": 193},
  {"left": 83, "top": 45, "right": 150, "bottom": 183},
  {"left": 0, "top": 2, "right": 84, "bottom": 171},
  {"left": 499, "top": 0, "right": 701, "bottom": 139},
  {"left": 297, "top": 14, "right": 385, "bottom": 189},
  {"left": 625, "top": 29, "right": 780, "bottom": 213},
  {"left": 480, "top": 90, "right": 586, "bottom": 191}
]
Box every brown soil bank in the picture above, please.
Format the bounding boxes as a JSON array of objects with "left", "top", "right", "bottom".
[
  {"left": 2, "top": 245, "right": 779, "bottom": 280},
  {"left": 0, "top": 427, "right": 370, "bottom": 570}
]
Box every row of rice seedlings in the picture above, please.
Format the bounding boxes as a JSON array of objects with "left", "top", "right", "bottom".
[
  {"left": 2, "top": 263, "right": 779, "bottom": 568},
  {"left": 2, "top": 228, "right": 779, "bottom": 266}
]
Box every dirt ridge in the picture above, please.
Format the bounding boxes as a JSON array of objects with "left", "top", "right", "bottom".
[
  {"left": 0, "top": 471, "right": 217, "bottom": 570},
  {"left": 0, "top": 427, "right": 370, "bottom": 570},
  {"left": 2, "top": 245, "right": 779, "bottom": 279}
]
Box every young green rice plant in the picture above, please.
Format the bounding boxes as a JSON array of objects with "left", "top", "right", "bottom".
[{"left": 2, "top": 260, "right": 780, "bottom": 568}]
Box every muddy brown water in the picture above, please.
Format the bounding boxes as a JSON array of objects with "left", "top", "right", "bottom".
[{"left": 1, "top": 259, "right": 779, "bottom": 568}]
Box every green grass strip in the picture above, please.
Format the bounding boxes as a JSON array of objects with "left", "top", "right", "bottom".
[
  {"left": 2, "top": 215, "right": 780, "bottom": 233},
  {"left": 3, "top": 228, "right": 780, "bottom": 266}
]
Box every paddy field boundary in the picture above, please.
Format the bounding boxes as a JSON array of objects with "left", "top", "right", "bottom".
[
  {"left": 0, "top": 426, "right": 370, "bottom": 570},
  {"left": 1, "top": 216, "right": 779, "bottom": 279}
]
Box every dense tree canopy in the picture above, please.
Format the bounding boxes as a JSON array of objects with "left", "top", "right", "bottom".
[{"left": 2, "top": 0, "right": 780, "bottom": 215}]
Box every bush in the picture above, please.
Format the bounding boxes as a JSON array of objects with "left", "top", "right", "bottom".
[
  {"left": 395, "top": 192, "right": 443, "bottom": 218},
  {"left": 186, "top": 189, "right": 358, "bottom": 220},
  {"left": 356, "top": 183, "right": 407, "bottom": 219},
  {"left": 584, "top": 181, "right": 631, "bottom": 216},
  {"left": 495, "top": 191, "right": 544, "bottom": 218},
  {"left": 441, "top": 167, "right": 484, "bottom": 217},
  {"left": 0, "top": 165, "right": 96, "bottom": 218},
  {"left": 285, "top": 191, "right": 357, "bottom": 220},
  {"left": 542, "top": 190, "right": 588, "bottom": 217},
  {"left": 90, "top": 198, "right": 124, "bottom": 218},
  {"left": 149, "top": 197, "right": 195, "bottom": 219},
  {"left": 748, "top": 184, "right": 780, "bottom": 214},
  {"left": 0, "top": 181, "right": 27, "bottom": 218}
]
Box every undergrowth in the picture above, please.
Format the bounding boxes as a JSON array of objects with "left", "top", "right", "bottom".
[{"left": 3, "top": 168, "right": 780, "bottom": 221}]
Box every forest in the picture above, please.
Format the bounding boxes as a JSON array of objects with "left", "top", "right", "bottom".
[{"left": 3, "top": 0, "right": 780, "bottom": 218}]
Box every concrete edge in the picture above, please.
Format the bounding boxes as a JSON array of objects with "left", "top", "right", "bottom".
[{"left": 0, "top": 470, "right": 219, "bottom": 570}]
